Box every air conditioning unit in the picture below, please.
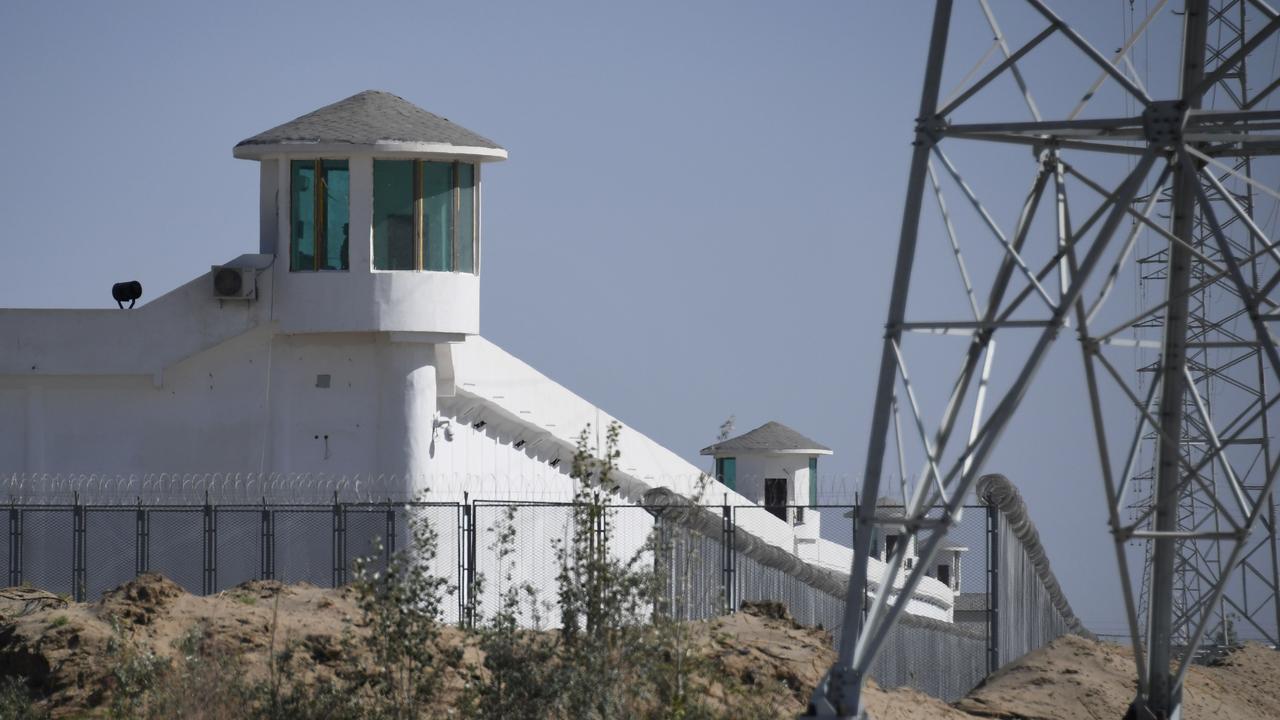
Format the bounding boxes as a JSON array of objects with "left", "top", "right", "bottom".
[{"left": 211, "top": 265, "right": 257, "bottom": 300}]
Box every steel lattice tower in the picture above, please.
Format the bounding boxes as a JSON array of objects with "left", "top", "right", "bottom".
[
  {"left": 1130, "top": 0, "right": 1280, "bottom": 662},
  {"left": 804, "top": 1, "right": 1280, "bottom": 718}
]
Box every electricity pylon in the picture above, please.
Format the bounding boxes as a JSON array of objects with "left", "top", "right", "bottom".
[
  {"left": 1131, "top": 0, "right": 1280, "bottom": 664},
  {"left": 804, "top": 1, "right": 1280, "bottom": 718}
]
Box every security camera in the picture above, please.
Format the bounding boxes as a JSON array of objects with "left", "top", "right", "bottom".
[{"left": 433, "top": 417, "right": 453, "bottom": 442}]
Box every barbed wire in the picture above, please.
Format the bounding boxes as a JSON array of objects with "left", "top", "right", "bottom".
[{"left": 0, "top": 471, "right": 878, "bottom": 506}]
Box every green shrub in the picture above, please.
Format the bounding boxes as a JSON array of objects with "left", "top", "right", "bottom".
[
  {"left": 346, "top": 497, "right": 461, "bottom": 718},
  {"left": 462, "top": 505, "right": 561, "bottom": 718}
]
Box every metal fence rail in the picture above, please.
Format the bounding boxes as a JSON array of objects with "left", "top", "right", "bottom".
[{"left": 1, "top": 490, "right": 1082, "bottom": 702}]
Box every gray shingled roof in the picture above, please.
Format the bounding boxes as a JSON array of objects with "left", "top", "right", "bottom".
[
  {"left": 842, "top": 498, "right": 906, "bottom": 519},
  {"left": 953, "top": 593, "right": 987, "bottom": 613},
  {"left": 700, "top": 421, "right": 831, "bottom": 456},
  {"left": 235, "top": 90, "right": 504, "bottom": 153}
]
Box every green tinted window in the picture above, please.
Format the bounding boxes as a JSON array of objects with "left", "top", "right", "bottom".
[
  {"left": 322, "top": 160, "right": 349, "bottom": 270},
  {"left": 373, "top": 160, "right": 416, "bottom": 270},
  {"left": 290, "top": 160, "right": 316, "bottom": 271},
  {"left": 716, "top": 457, "right": 736, "bottom": 492},
  {"left": 290, "top": 159, "right": 348, "bottom": 271},
  {"left": 423, "top": 162, "right": 454, "bottom": 271},
  {"left": 808, "top": 457, "right": 818, "bottom": 508},
  {"left": 457, "top": 163, "right": 476, "bottom": 273},
  {"left": 368, "top": 160, "right": 479, "bottom": 273}
]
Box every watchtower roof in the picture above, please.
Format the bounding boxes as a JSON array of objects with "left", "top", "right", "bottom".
[
  {"left": 233, "top": 90, "right": 507, "bottom": 161},
  {"left": 700, "top": 421, "right": 832, "bottom": 456}
]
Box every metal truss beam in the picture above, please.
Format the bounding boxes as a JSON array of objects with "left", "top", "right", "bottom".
[{"left": 806, "top": 2, "right": 1280, "bottom": 718}]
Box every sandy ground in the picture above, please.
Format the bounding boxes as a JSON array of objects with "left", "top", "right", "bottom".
[
  {"left": 700, "top": 603, "right": 969, "bottom": 720},
  {"left": 957, "top": 633, "right": 1280, "bottom": 720},
  {"left": 0, "top": 576, "right": 1276, "bottom": 719},
  {"left": 0, "top": 576, "right": 456, "bottom": 715}
]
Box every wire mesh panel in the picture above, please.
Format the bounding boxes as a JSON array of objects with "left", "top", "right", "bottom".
[
  {"left": 995, "top": 511, "right": 1072, "bottom": 667},
  {"left": 736, "top": 551, "right": 799, "bottom": 617},
  {"left": 609, "top": 505, "right": 657, "bottom": 581},
  {"left": 734, "top": 505, "right": 818, "bottom": 623},
  {"left": 85, "top": 508, "right": 135, "bottom": 600},
  {"left": 472, "top": 503, "right": 574, "bottom": 628},
  {"left": 812, "top": 588, "right": 845, "bottom": 642},
  {"left": 344, "top": 506, "right": 392, "bottom": 578},
  {"left": 406, "top": 504, "right": 461, "bottom": 625},
  {"left": 21, "top": 508, "right": 74, "bottom": 597},
  {"left": 911, "top": 505, "right": 992, "bottom": 642},
  {"left": 273, "top": 509, "right": 332, "bottom": 587},
  {"left": 655, "top": 519, "right": 725, "bottom": 621},
  {"left": 0, "top": 509, "right": 10, "bottom": 587},
  {"left": 214, "top": 509, "right": 262, "bottom": 592},
  {"left": 867, "top": 617, "right": 987, "bottom": 703},
  {"left": 147, "top": 509, "right": 203, "bottom": 593},
  {"left": 861, "top": 504, "right": 992, "bottom": 702}
]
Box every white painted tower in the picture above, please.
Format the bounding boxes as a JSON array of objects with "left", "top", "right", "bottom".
[{"left": 0, "top": 91, "right": 507, "bottom": 498}]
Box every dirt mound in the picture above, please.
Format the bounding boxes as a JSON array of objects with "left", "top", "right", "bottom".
[
  {"left": 97, "top": 573, "right": 184, "bottom": 626},
  {"left": 0, "top": 587, "right": 67, "bottom": 621},
  {"left": 702, "top": 611, "right": 974, "bottom": 720},
  {"left": 0, "top": 575, "right": 972, "bottom": 719},
  {"left": 1, "top": 577, "right": 1277, "bottom": 719},
  {"left": 739, "top": 600, "right": 801, "bottom": 625},
  {"left": 0, "top": 578, "right": 856, "bottom": 718},
  {"left": 0, "top": 576, "right": 396, "bottom": 716},
  {"left": 956, "top": 633, "right": 1280, "bottom": 720}
]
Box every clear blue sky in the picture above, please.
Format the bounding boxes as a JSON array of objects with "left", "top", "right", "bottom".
[{"left": 3, "top": 0, "right": 1272, "bottom": 639}]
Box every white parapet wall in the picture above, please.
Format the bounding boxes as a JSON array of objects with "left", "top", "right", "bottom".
[
  {"left": 0, "top": 288, "right": 952, "bottom": 621},
  {"left": 435, "top": 337, "right": 954, "bottom": 621}
]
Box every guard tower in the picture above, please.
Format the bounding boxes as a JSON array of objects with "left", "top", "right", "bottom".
[
  {"left": 234, "top": 90, "right": 507, "bottom": 336},
  {"left": 217, "top": 91, "right": 510, "bottom": 488},
  {"left": 0, "top": 90, "right": 510, "bottom": 490},
  {"left": 701, "top": 421, "right": 831, "bottom": 552}
]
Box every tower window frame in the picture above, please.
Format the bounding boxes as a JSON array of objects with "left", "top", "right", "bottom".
[
  {"left": 715, "top": 456, "right": 736, "bottom": 491},
  {"left": 373, "top": 159, "right": 478, "bottom": 273},
  {"left": 289, "top": 159, "right": 350, "bottom": 272}
]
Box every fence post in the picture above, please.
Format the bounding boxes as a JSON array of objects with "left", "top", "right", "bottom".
[
  {"left": 8, "top": 501, "right": 21, "bottom": 587},
  {"left": 722, "top": 498, "right": 736, "bottom": 614},
  {"left": 462, "top": 495, "right": 477, "bottom": 628},
  {"left": 331, "top": 493, "right": 347, "bottom": 587},
  {"left": 260, "top": 498, "right": 274, "bottom": 581},
  {"left": 202, "top": 493, "right": 217, "bottom": 595},
  {"left": 651, "top": 510, "right": 668, "bottom": 620},
  {"left": 987, "top": 501, "right": 1000, "bottom": 674},
  {"left": 385, "top": 500, "right": 396, "bottom": 559},
  {"left": 135, "top": 499, "right": 149, "bottom": 577},
  {"left": 72, "top": 495, "right": 86, "bottom": 602},
  {"left": 595, "top": 492, "right": 608, "bottom": 566},
  {"left": 457, "top": 496, "right": 466, "bottom": 627}
]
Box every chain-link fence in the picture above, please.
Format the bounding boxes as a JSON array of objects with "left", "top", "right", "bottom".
[
  {"left": 1, "top": 489, "right": 1080, "bottom": 702},
  {"left": 977, "top": 475, "right": 1090, "bottom": 667}
]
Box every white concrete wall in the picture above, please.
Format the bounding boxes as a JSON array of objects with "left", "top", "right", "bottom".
[
  {"left": 0, "top": 322, "right": 953, "bottom": 620},
  {"left": 0, "top": 326, "right": 445, "bottom": 495},
  {"left": 442, "top": 337, "right": 953, "bottom": 620},
  {"left": 0, "top": 143, "right": 951, "bottom": 618},
  {"left": 0, "top": 255, "right": 273, "bottom": 377},
  {"left": 431, "top": 397, "right": 579, "bottom": 502}
]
